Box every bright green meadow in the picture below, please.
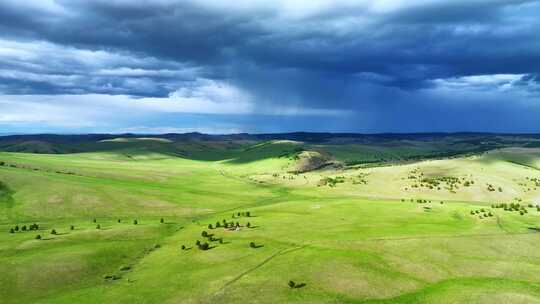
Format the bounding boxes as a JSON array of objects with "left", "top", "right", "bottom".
[{"left": 1, "top": 138, "right": 539, "bottom": 303}]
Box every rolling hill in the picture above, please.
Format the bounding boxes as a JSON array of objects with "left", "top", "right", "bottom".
[{"left": 1, "top": 133, "right": 539, "bottom": 303}]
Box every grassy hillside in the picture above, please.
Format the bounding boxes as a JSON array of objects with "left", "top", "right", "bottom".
[{"left": 1, "top": 136, "right": 539, "bottom": 303}]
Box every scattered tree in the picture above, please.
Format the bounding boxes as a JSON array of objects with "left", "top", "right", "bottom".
[
  {"left": 208, "top": 224, "right": 213, "bottom": 229},
  {"left": 247, "top": 222, "right": 251, "bottom": 228},
  {"left": 70, "top": 225, "right": 74, "bottom": 230},
  {"left": 35, "top": 234, "right": 41, "bottom": 240},
  {"left": 201, "top": 231, "right": 208, "bottom": 237},
  {"left": 21, "top": 225, "right": 27, "bottom": 231},
  {"left": 96, "top": 224, "right": 101, "bottom": 229},
  {"left": 9, "top": 228, "right": 14, "bottom": 233},
  {"left": 249, "top": 242, "right": 257, "bottom": 248},
  {"left": 288, "top": 281, "right": 296, "bottom": 288},
  {"left": 160, "top": 218, "right": 164, "bottom": 224},
  {"left": 93, "top": 218, "right": 97, "bottom": 223},
  {"left": 51, "top": 229, "right": 57, "bottom": 235},
  {"left": 133, "top": 219, "right": 138, "bottom": 225},
  {"left": 118, "top": 219, "right": 121, "bottom": 223}
]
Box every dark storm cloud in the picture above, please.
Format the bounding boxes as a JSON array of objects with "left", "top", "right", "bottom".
[{"left": 1, "top": 0, "right": 540, "bottom": 132}]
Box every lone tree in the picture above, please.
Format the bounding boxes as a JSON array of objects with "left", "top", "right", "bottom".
[
  {"left": 51, "top": 229, "right": 57, "bottom": 235},
  {"left": 160, "top": 218, "right": 164, "bottom": 224},
  {"left": 133, "top": 219, "right": 138, "bottom": 225},
  {"left": 249, "top": 242, "right": 257, "bottom": 248},
  {"left": 70, "top": 225, "right": 75, "bottom": 230},
  {"left": 118, "top": 219, "right": 121, "bottom": 223}
]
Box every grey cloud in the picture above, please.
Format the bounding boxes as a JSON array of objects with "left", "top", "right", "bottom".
[{"left": 1, "top": 0, "right": 540, "bottom": 133}]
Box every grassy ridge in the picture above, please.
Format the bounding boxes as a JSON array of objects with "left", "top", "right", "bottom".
[{"left": 1, "top": 143, "right": 540, "bottom": 303}]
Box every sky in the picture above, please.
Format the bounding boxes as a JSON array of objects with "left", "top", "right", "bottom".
[{"left": 1, "top": 0, "right": 540, "bottom": 134}]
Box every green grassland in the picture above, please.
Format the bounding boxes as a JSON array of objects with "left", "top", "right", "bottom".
[{"left": 1, "top": 138, "right": 540, "bottom": 303}]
